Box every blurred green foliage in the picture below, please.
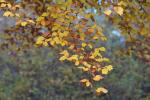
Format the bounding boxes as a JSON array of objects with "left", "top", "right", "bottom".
[{"left": 0, "top": 45, "right": 149, "bottom": 100}]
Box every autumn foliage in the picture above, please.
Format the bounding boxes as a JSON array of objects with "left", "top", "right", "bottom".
[{"left": 0, "top": 0, "right": 149, "bottom": 95}]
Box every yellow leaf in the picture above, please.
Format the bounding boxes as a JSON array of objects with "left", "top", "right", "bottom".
[
  {"left": 88, "top": 44, "right": 93, "bottom": 49},
  {"left": 3, "top": 11, "right": 14, "bottom": 17},
  {"left": 95, "top": 58, "right": 103, "bottom": 62},
  {"left": 52, "top": 32, "right": 57, "bottom": 36},
  {"left": 59, "top": 18, "right": 64, "bottom": 22},
  {"left": 89, "top": 55, "right": 95, "bottom": 59},
  {"left": 99, "top": 47, "right": 106, "bottom": 52},
  {"left": 59, "top": 56, "right": 67, "bottom": 61},
  {"left": 0, "top": 0, "right": 5, "bottom": 3},
  {"left": 104, "top": 9, "right": 112, "bottom": 16},
  {"left": 69, "top": 45, "right": 74, "bottom": 50},
  {"left": 118, "top": 1, "right": 127, "bottom": 6},
  {"left": 93, "top": 36, "right": 99, "bottom": 40},
  {"left": 36, "top": 36, "right": 45, "bottom": 45},
  {"left": 15, "top": 13, "right": 20, "bottom": 17},
  {"left": 42, "top": 12, "right": 49, "bottom": 17},
  {"left": 104, "top": 58, "right": 110, "bottom": 62},
  {"left": 80, "top": 78, "right": 92, "bottom": 87},
  {"left": 21, "top": 21, "right": 28, "bottom": 26},
  {"left": 27, "top": 20, "right": 35, "bottom": 24},
  {"left": 62, "top": 31, "right": 69, "bottom": 37},
  {"left": 97, "top": 68, "right": 102, "bottom": 71},
  {"left": 1, "top": 3, "right": 6, "bottom": 7},
  {"left": 59, "top": 31, "right": 69, "bottom": 38},
  {"left": 43, "top": 42, "right": 48, "bottom": 46},
  {"left": 79, "top": 55, "right": 84, "bottom": 59},
  {"left": 6, "top": 3, "right": 11, "bottom": 8},
  {"left": 78, "top": 66, "right": 89, "bottom": 72},
  {"left": 68, "top": 55, "right": 78, "bottom": 61},
  {"left": 141, "top": 27, "right": 149, "bottom": 36},
  {"left": 53, "top": 37, "right": 60, "bottom": 44},
  {"left": 80, "top": 33, "right": 85, "bottom": 40},
  {"left": 59, "top": 50, "right": 69, "bottom": 57},
  {"left": 93, "top": 75, "right": 103, "bottom": 81},
  {"left": 36, "top": 16, "right": 44, "bottom": 22},
  {"left": 92, "top": 49, "right": 101, "bottom": 58},
  {"left": 14, "top": 4, "right": 21, "bottom": 8},
  {"left": 101, "top": 68, "right": 108, "bottom": 75},
  {"left": 114, "top": 6, "right": 124, "bottom": 15},
  {"left": 106, "top": 65, "right": 113, "bottom": 71},
  {"left": 75, "top": 61, "right": 80, "bottom": 66},
  {"left": 50, "top": 40, "right": 55, "bottom": 46},
  {"left": 82, "top": 61, "right": 91, "bottom": 68},
  {"left": 82, "top": 42, "right": 87, "bottom": 47},
  {"left": 60, "top": 40, "right": 67, "bottom": 46},
  {"left": 85, "top": 81, "right": 91, "bottom": 87},
  {"left": 96, "top": 87, "right": 108, "bottom": 94},
  {"left": 80, "top": 79, "right": 88, "bottom": 83},
  {"left": 80, "top": 79, "right": 92, "bottom": 87},
  {"left": 82, "top": 67, "right": 89, "bottom": 72},
  {"left": 51, "top": 13, "right": 58, "bottom": 18},
  {"left": 40, "top": 20, "right": 47, "bottom": 26},
  {"left": 101, "top": 37, "right": 107, "bottom": 41}
]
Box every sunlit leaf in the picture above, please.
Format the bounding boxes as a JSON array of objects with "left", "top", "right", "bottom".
[
  {"left": 21, "top": 21, "right": 28, "bottom": 26},
  {"left": 114, "top": 6, "right": 124, "bottom": 15},
  {"left": 36, "top": 36, "right": 45, "bottom": 45},
  {"left": 96, "top": 87, "right": 108, "bottom": 94},
  {"left": 3, "top": 11, "right": 14, "bottom": 17},
  {"left": 101, "top": 68, "right": 109, "bottom": 75},
  {"left": 93, "top": 75, "right": 103, "bottom": 81},
  {"left": 104, "top": 9, "right": 112, "bottom": 16}
]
